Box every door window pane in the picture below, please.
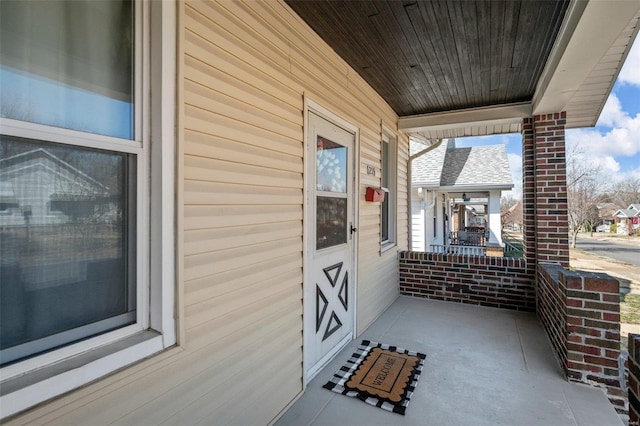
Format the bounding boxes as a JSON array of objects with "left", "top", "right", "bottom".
[
  {"left": 381, "top": 140, "right": 390, "bottom": 242},
  {"left": 0, "top": 136, "right": 136, "bottom": 366},
  {"left": 316, "top": 136, "right": 347, "bottom": 193},
  {"left": 0, "top": 0, "right": 134, "bottom": 139},
  {"left": 382, "top": 195, "right": 389, "bottom": 241},
  {"left": 382, "top": 140, "right": 389, "bottom": 188},
  {"left": 316, "top": 196, "right": 347, "bottom": 250}
]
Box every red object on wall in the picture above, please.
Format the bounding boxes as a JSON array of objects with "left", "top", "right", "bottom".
[{"left": 365, "top": 187, "right": 385, "bottom": 202}]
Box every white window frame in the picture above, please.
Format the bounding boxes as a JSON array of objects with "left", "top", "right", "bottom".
[
  {"left": 0, "top": 1, "right": 176, "bottom": 418},
  {"left": 381, "top": 128, "right": 397, "bottom": 252}
]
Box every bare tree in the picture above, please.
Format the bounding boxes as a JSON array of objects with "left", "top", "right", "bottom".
[
  {"left": 567, "top": 145, "right": 606, "bottom": 247},
  {"left": 612, "top": 177, "right": 640, "bottom": 208},
  {"left": 500, "top": 195, "right": 522, "bottom": 230},
  {"left": 500, "top": 194, "right": 518, "bottom": 213}
]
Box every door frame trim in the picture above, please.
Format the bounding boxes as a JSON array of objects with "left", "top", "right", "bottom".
[{"left": 302, "top": 96, "right": 360, "bottom": 386}]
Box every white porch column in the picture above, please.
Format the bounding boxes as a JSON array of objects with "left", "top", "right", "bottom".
[{"left": 487, "top": 190, "right": 502, "bottom": 246}]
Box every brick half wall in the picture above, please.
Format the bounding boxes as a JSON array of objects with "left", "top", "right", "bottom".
[
  {"left": 538, "top": 263, "right": 626, "bottom": 413},
  {"left": 399, "top": 251, "right": 535, "bottom": 311},
  {"left": 629, "top": 334, "right": 640, "bottom": 425},
  {"left": 537, "top": 263, "right": 568, "bottom": 373}
]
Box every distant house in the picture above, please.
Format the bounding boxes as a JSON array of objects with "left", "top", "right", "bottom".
[
  {"left": 613, "top": 204, "right": 640, "bottom": 235},
  {"left": 0, "top": 148, "right": 112, "bottom": 227},
  {"left": 597, "top": 202, "right": 619, "bottom": 227},
  {"left": 411, "top": 139, "right": 513, "bottom": 256}
]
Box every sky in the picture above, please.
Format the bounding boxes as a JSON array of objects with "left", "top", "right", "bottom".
[
  {"left": 456, "top": 37, "right": 640, "bottom": 200},
  {"left": 1, "top": 66, "right": 133, "bottom": 140}
]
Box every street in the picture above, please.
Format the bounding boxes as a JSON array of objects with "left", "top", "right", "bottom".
[{"left": 576, "top": 235, "right": 640, "bottom": 266}]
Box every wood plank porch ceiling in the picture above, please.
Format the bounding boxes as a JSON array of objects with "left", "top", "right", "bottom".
[{"left": 286, "top": 0, "right": 570, "bottom": 118}]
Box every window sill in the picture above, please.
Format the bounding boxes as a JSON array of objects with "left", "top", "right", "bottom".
[
  {"left": 0, "top": 330, "right": 166, "bottom": 420},
  {"left": 381, "top": 241, "right": 397, "bottom": 254}
]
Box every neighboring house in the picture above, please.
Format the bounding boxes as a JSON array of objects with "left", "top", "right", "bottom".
[
  {"left": 1, "top": 1, "right": 639, "bottom": 424},
  {"left": 597, "top": 202, "right": 620, "bottom": 227},
  {"left": 0, "top": 148, "right": 113, "bottom": 227},
  {"left": 614, "top": 204, "right": 640, "bottom": 235},
  {"left": 411, "top": 140, "right": 513, "bottom": 256}
]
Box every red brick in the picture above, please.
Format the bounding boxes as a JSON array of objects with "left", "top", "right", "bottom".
[
  {"left": 567, "top": 308, "right": 602, "bottom": 320},
  {"left": 583, "top": 300, "right": 619, "bottom": 312},
  {"left": 603, "top": 313, "right": 620, "bottom": 322},
  {"left": 586, "top": 374, "right": 622, "bottom": 388},
  {"left": 585, "top": 337, "right": 620, "bottom": 350},
  {"left": 567, "top": 343, "right": 600, "bottom": 355},
  {"left": 583, "top": 278, "right": 619, "bottom": 293},
  {"left": 584, "top": 363, "right": 603, "bottom": 373},
  {"left": 603, "top": 293, "right": 620, "bottom": 303},
  {"left": 584, "top": 318, "right": 619, "bottom": 329},
  {"left": 567, "top": 361, "right": 587, "bottom": 370},
  {"left": 567, "top": 299, "right": 583, "bottom": 308},
  {"left": 631, "top": 374, "right": 640, "bottom": 396},
  {"left": 566, "top": 315, "right": 582, "bottom": 326},
  {"left": 568, "top": 335, "right": 583, "bottom": 343},
  {"left": 605, "top": 349, "right": 620, "bottom": 359},
  {"left": 584, "top": 355, "right": 618, "bottom": 368}
]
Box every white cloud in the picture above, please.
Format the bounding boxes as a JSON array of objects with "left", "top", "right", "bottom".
[
  {"left": 503, "top": 153, "right": 523, "bottom": 200},
  {"left": 617, "top": 165, "right": 640, "bottom": 182},
  {"left": 568, "top": 93, "right": 640, "bottom": 166},
  {"left": 597, "top": 93, "right": 625, "bottom": 128},
  {"left": 588, "top": 155, "right": 621, "bottom": 174},
  {"left": 619, "top": 37, "right": 640, "bottom": 87}
]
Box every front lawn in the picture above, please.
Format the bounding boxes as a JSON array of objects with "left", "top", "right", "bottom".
[{"left": 621, "top": 293, "right": 640, "bottom": 324}]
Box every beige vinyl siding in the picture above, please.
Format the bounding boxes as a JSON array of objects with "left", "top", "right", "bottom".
[
  {"left": 7, "top": 1, "right": 408, "bottom": 424},
  {"left": 412, "top": 188, "right": 426, "bottom": 251}
]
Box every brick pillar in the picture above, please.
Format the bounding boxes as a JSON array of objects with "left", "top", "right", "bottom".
[
  {"left": 532, "top": 113, "right": 570, "bottom": 267},
  {"left": 564, "top": 270, "right": 625, "bottom": 412},
  {"left": 521, "top": 118, "right": 536, "bottom": 276}
]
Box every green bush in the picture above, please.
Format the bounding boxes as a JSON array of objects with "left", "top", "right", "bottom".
[{"left": 610, "top": 223, "right": 617, "bottom": 233}]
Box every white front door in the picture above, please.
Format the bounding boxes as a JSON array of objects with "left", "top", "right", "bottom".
[{"left": 305, "top": 110, "right": 356, "bottom": 380}]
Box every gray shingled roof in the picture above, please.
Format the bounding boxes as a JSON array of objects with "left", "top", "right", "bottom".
[
  {"left": 411, "top": 141, "right": 448, "bottom": 186},
  {"left": 413, "top": 143, "right": 513, "bottom": 189},
  {"left": 615, "top": 208, "right": 640, "bottom": 218}
]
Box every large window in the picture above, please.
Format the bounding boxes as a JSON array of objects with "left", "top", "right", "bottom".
[
  {"left": 1, "top": 1, "right": 135, "bottom": 139},
  {"left": 381, "top": 131, "right": 397, "bottom": 249},
  {"left": 0, "top": 0, "right": 175, "bottom": 417},
  {"left": 0, "top": 0, "right": 138, "bottom": 367},
  {"left": 0, "top": 137, "right": 137, "bottom": 366}
]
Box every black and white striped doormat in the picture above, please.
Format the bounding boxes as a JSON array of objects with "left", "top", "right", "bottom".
[{"left": 322, "top": 340, "right": 426, "bottom": 415}]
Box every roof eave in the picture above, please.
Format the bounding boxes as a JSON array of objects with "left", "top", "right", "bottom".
[
  {"left": 413, "top": 183, "right": 514, "bottom": 191},
  {"left": 533, "top": 0, "right": 640, "bottom": 128},
  {"left": 399, "top": 0, "right": 640, "bottom": 139}
]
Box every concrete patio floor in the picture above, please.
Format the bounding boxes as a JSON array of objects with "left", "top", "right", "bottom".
[{"left": 276, "top": 296, "right": 623, "bottom": 426}]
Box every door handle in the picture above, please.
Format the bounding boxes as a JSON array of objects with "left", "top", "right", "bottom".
[{"left": 350, "top": 224, "right": 357, "bottom": 235}]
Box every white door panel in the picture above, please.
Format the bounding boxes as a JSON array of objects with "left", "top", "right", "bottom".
[{"left": 305, "top": 111, "right": 356, "bottom": 379}]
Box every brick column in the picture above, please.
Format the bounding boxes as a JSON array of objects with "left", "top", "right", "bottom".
[
  {"left": 538, "top": 264, "right": 625, "bottom": 412},
  {"left": 521, "top": 118, "right": 536, "bottom": 276},
  {"left": 564, "top": 270, "right": 625, "bottom": 412},
  {"left": 532, "top": 113, "right": 570, "bottom": 267}
]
